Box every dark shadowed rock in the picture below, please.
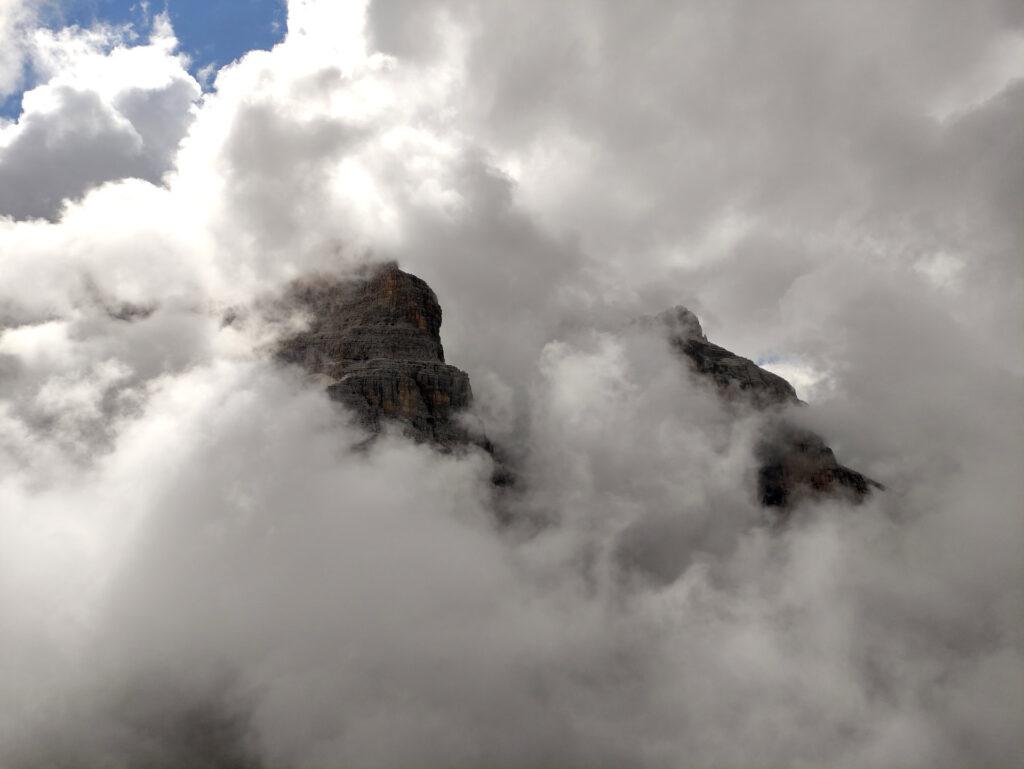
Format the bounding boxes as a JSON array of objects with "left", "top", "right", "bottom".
[
  {"left": 648, "top": 305, "right": 880, "bottom": 509},
  {"left": 756, "top": 422, "right": 881, "bottom": 508},
  {"left": 325, "top": 358, "right": 474, "bottom": 446},
  {"left": 276, "top": 262, "right": 505, "bottom": 464}
]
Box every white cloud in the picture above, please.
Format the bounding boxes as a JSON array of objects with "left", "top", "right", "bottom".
[
  {"left": 0, "top": 15, "right": 200, "bottom": 220},
  {"left": 0, "top": 0, "right": 39, "bottom": 98}
]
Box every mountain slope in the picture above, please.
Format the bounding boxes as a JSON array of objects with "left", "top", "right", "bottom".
[{"left": 650, "top": 305, "right": 880, "bottom": 509}]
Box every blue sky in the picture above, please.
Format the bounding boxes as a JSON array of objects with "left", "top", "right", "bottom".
[{"left": 1, "top": 0, "right": 286, "bottom": 118}]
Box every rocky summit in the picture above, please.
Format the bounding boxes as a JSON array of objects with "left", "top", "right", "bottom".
[
  {"left": 650, "top": 306, "right": 880, "bottom": 509},
  {"left": 655, "top": 306, "right": 799, "bottom": 409},
  {"left": 277, "top": 263, "right": 877, "bottom": 511},
  {"left": 276, "top": 262, "right": 478, "bottom": 449}
]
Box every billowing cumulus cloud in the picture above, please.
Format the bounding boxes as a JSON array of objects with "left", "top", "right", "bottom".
[
  {"left": 0, "top": 16, "right": 201, "bottom": 220},
  {"left": 0, "top": 1, "right": 1022, "bottom": 767}
]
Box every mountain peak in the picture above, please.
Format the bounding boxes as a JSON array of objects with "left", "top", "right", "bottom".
[
  {"left": 657, "top": 305, "right": 708, "bottom": 343},
  {"left": 276, "top": 261, "right": 447, "bottom": 374},
  {"left": 276, "top": 264, "right": 878, "bottom": 510},
  {"left": 276, "top": 262, "right": 477, "bottom": 449},
  {"left": 642, "top": 303, "right": 879, "bottom": 509}
]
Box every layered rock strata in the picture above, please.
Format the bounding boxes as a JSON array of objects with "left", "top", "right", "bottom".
[{"left": 276, "top": 262, "right": 480, "bottom": 450}]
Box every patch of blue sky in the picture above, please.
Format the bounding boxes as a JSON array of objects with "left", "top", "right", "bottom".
[{"left": 1, "top": 0, "right": 286, "bottom": 119}]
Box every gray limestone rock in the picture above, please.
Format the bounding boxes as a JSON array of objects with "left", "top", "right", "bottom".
[
  {"left": 275, "top": 262, "right": 509, "bottom": 482},
  {"left": 276, "top": 261, "right": 448, "bottom": 377},
  {"left": 649, "top": 306, "right": 880, "bottom": 509},
  {"left": 275, "top": 263, "right": 875, "bottom": 510},
  {"left": 676, "top": 336, "right": 799, "bottom": 410},
  {"left": 325, "top": 359, "right": 472, "bottom": 446},
  {"left": 636, "top": 305, "right": 798, "bottom": 408}
]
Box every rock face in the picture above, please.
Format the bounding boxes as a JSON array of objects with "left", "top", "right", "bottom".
[
  {"left": 276, "top": 262, "right": 478, "bottom": 448},
  {"left": 275, "top": 264, "right": 875, "bottom": 510},
  {"left": 756, "top": 424, "right": 878, "bottom": 508},
  {"left": 654, "top": 306, "right": 799, "bottom": 409},
  {"left": 651, "top": 306, "right": 880, "bottom": 509}
]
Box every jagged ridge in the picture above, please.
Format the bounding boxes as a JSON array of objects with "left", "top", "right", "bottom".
[
  {"left": 277, "top": 265, "right": 878, "bottom": 510},
  {"left": 652, "top": 306, "right": 880, "bottom": 508}
]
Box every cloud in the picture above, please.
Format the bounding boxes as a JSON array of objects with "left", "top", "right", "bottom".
[
  {"left": 0, "top": 0, "right": 39, "bottom": 98},
  {"left": 0, "top": 16, "right": 200, "bottom": 220},
  {"left": 0, "top": 1, "right": 1021, "bottom": 767}
]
